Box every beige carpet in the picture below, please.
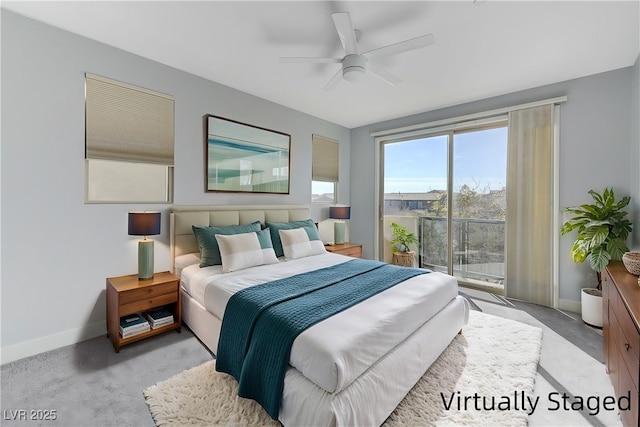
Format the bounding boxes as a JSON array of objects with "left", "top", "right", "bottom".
[{"left": 144, "top": 311, "right": 542, "bottom": 426}]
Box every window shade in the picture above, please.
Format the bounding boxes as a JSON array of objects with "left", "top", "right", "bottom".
[
  {"left": 312, "top": 135, "right": 339, "bottom": 182},
  {"left": 85, "top": 73, "right": 175, "bottom": 165}
]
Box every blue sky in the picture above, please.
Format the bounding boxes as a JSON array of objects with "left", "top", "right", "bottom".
[{"left": 384, "top": 127, "right": 508, "bottom": 194}]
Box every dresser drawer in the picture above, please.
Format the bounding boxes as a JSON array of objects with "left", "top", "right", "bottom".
[
  {"left": 611, "top": 289, "right": 640, "bottom": 391},
  {"left": 611, "top": 285, "right": 640, "bottom": 358},
  {"left": 618, "top": 357, "right": 639, "bottom": 427},
  {"left": 119, "top": 281, "right": 178, "bottom": 304}
]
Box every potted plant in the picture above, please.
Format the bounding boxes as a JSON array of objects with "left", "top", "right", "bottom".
[
  {"left": 390, "top": 222, "right": 419, "bottom": 267},
  {"left": 561, "top": 187, "right": 633, "bottom": 327}
]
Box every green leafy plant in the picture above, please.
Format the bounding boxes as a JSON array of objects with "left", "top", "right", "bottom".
[
  {"left": 390, "top": 222, "right": 419, "bottom": 253},
  {"left": 561, "top": 187, "right": 632, "bottom": 285}
]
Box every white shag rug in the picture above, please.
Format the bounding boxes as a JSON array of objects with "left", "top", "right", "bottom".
[{"left": 144, "top": 311, "right": 542, "bottom": 426}]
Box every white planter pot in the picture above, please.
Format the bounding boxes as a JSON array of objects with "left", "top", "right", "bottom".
[{"left": 581, "top": 288, "right": 603, "bottom": 328}]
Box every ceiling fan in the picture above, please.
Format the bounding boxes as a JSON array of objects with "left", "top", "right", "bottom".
[{"left": 279, "top": 12, "right": 435, "bottom": 91}]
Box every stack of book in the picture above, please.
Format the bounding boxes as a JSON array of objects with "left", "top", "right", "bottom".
[
  {"left": 145, "top": 307, "right": 174, "bottom": 329},
  {"left": 119, "top": 313, "right": 150, "bottom": 338}
]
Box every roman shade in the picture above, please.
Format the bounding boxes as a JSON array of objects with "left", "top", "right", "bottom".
[
  {"left": 312, "top": 135, "right": 339, "bottom": 182},
  {"left": 85, "top": 73, "right": 174, "bottom": 165}
]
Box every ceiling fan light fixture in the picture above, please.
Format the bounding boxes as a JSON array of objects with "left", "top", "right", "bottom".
[
  {"left": 343, "top": 66, "right": 365, "bottom": 82},
  {"left": 342, "top": 54, "right": 367, "bottom": 83}
]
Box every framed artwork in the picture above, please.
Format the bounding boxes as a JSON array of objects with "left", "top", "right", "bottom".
[{"left": 205, "top": 115, "right": 290, "bottom": 194}]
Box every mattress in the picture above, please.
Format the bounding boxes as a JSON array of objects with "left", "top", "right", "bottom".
[{"left": 181, "top": 252, "right": 461, "bottom": 395}]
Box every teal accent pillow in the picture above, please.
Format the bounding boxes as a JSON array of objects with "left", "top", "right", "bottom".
[
  {"left": 256, "top": 228, "right": 275, "bottom": 250},
  {"left": 266, "top": 219, "right": 320, "bottom": 257},
  {"left": 192, "top": 221, "right": 262, "bottom": 267}
]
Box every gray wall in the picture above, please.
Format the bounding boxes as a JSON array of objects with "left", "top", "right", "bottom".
[
  {"left": 1, "top": 11, "right": 350, "bottom": 361},
  {"left": 350, "top": 67, "right": 636, "bottom": 309}
]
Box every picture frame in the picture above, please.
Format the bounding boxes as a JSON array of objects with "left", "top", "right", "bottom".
[{"left": 205, "top": 115, "right": 290, "bottom": 194}]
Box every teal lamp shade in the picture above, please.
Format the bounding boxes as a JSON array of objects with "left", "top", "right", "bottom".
[
  {"left": 330, "top": 206, "right": 350, "bottom": 245},
  {"left": 128, "top": 211, "right": 161, "bottom": 280}
]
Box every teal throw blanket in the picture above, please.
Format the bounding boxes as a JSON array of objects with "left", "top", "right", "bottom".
[{"left": 215, "top": 259, "right": 429, "bottom": 419}]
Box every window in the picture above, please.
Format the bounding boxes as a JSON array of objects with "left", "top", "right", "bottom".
[
  {"left": 311, "top": 135, "right": 338, "bottom": 203},
  {"left": 85, "top": 73, "right": 174, "bottom": 203},
  {"left": 381, "top": 121, "right": 508, "bottom": 292},
  {"left": 376, "top": 97, "right": 564, "bottom": 306},
  {"left": 312, "top": 181, "right": 336, "bottom": 203}
]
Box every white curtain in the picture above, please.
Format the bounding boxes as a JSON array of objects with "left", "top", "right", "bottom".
[{"left": 505, "top": 104, "right": 555, "bottom": 306}]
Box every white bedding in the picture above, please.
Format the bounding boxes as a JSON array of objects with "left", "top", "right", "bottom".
[
  {"left": 181, "top": 252, "right": 460, "bottom": 394},
  {"left": 281, "top": 296, "right": 469, "bottom": 427}
]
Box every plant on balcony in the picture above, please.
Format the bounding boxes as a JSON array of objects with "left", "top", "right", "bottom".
[
  {"left": 390, "top": 222, "right": 419, "bottom": 267},
  {"left": 560, "top": 187, "right": 632, "bottom": 327},
  {"left": 390, "top": 222, "right": 419, "bottom": 253}
]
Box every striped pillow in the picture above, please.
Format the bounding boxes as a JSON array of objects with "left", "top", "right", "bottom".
[
  {"left": 192, "top": 221, "right": 262, "bottom": 267},
  {"left": 279, "top": 228, "right": 326, "bottom": 260},
  {"left": 215, "top": 229, "right": 278, "bottom": 273},
  {"left": 266, "top": 219, "right": 320, "bottom": 257}
]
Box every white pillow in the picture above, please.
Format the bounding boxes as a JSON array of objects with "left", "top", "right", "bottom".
[
  {"left": 279, "top": 228, "right": 327, "bottom": 260},
  {"left": 215, "top": 232, "right": 278, "bottom": 273}
]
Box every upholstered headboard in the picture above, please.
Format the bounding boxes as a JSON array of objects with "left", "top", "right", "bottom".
[{"left": 169, "top": 205, "right": 311, "bottom": 273}]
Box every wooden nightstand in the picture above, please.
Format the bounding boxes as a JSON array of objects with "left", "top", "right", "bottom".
[
  {"left": 325, "top": 242, "right": 362, "bottom": 258},
  {"left": 106, "top": 271, "right": 181, "bottom": 352}
]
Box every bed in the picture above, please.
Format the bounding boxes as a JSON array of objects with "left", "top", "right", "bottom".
[{"left": 170, "top": 205, "right": 469, "bottom": 427}]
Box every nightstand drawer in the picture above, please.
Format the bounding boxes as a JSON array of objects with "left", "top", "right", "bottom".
[
  {"left": 120, "top": 292, "right": 178, "bottom": 316},
  {"left": 119, "top": 281, "right": 178, "bottom": 304},
  {"left": 339, "top": 246, "right": 362, "bottom": 258},
  {"left": 325, "top": 243, "right": 362, "bottom": 258}
]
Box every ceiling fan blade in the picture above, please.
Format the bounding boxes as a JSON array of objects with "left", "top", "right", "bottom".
[
  {"left": 332, "top": 12, "right": 359, "bottom": 55},
  {"left": 279, "top": 57, "right": 342, "bottom": 64},
  {"left": 363, "top": 34, "right": 435, "bottom": 59},
  {"left": 323, "top": 68, "right": 343, "bottom": 91},
  {"left": 367, "top": 63, "right": 402, "bottom": 86}
]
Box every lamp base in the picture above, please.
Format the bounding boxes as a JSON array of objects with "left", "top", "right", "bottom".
[
  {"left": 138, "top": 239, "right": 154, "bottom": 280},
  {"left": 334, "top": 221, "right": 346, "bottom": 245}
]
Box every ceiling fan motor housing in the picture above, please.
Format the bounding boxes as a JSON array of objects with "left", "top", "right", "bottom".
[{"left": 342, "top": 54, "right": 367, "bottom": 82}]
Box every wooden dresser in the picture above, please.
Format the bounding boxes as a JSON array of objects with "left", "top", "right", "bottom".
[{"left": 603, "top": 261, "right": 640, "bottom": 426}]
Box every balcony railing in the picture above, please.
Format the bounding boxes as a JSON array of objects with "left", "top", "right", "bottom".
[{"left": 419, "top": 216, "right": 505, "bottom": 286}]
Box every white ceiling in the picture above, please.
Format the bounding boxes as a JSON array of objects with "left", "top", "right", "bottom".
[{"left": 3, "top": 1, "right": 639, "bottom": 128}]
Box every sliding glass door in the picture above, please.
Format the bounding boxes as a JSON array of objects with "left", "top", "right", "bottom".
[
  {"left": 381, "top": 123, "right": 508, "bottom": 292},
  {"left": 451, "top": 127, "right": 507, "bottom": 291},
  {"left": 381, "top": 134, "right": 448, "bottom": 265}
]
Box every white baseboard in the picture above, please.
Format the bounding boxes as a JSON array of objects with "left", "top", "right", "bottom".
[
  {"left": 1, "top": 320, "right": 106, "bottom": 364},
  {"left": 0, "top": 298, "right": 584, "bottom": 364},
  {"left": 558, "top": 298, "right": 581, "bottom": 314}
]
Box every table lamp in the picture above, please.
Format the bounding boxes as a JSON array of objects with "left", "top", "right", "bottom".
[
  {"left": 329, "top": 206, "right": 350, "bottom": 245},
  {"left": 128, "top": 211, "right": 161, "bottom": 280}
]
